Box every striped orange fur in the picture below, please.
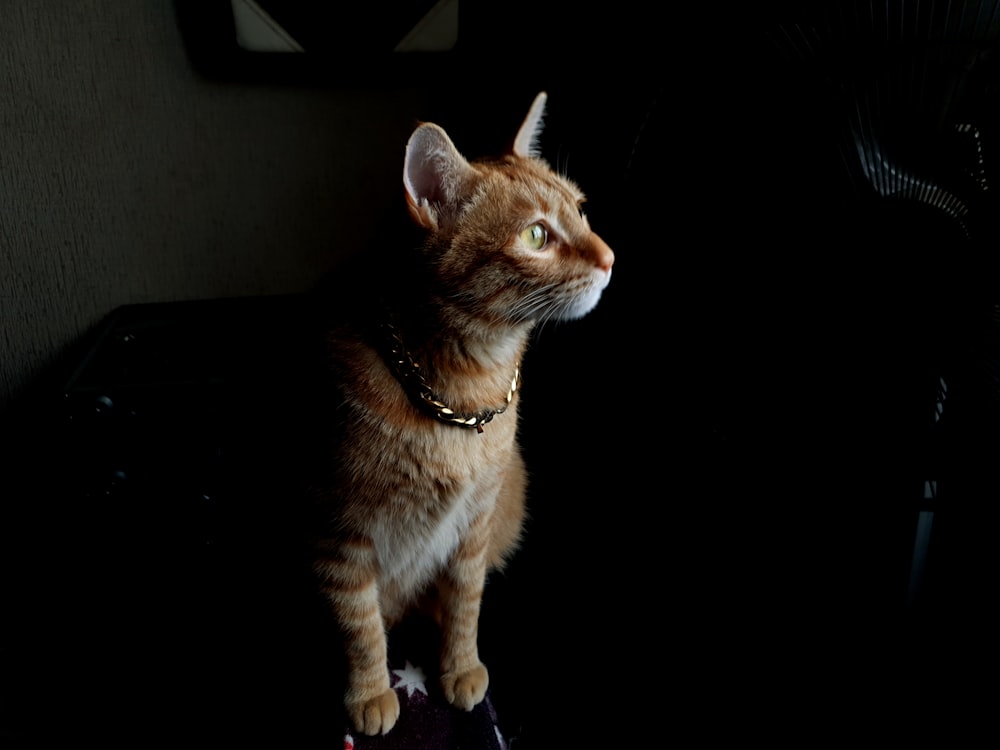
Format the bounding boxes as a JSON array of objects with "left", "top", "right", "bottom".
[{"left": 312, "top": 92, "right": 614, "bottom": 736}]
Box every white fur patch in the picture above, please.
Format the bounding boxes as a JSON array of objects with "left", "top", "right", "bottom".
[{"left": 375, "top": 485, "right": 476, "bottom": 589}]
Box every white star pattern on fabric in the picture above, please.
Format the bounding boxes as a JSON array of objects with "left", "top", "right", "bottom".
[{"left": 391, "top": 660, "right": 428, "bottom": 698}]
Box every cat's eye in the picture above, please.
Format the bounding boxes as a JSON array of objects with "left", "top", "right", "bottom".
[{"left": 519, "top": 223, "right": 548, "bottom": 250}]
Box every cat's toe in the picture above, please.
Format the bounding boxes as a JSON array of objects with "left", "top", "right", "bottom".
[
  {"left": 441, "top": 663, "right": 489, "bottom": 711},
  {"left": 348, "top": 688, "right": 400, "bottom": 736}
]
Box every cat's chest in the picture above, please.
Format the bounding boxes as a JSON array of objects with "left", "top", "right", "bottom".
[
  {"left": 373, "top": 482, "right": 477, "bottom": 584},
  {"left": 367, "top": 421, "right": 516, "bottom": 584}
]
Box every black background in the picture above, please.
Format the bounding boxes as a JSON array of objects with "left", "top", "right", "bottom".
[{"left": 5, "top": 2, "right": 1000, "bottom": 746}]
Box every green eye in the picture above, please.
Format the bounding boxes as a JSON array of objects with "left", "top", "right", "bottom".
[{"left": 519, "top": 223, "right": 547, "bottom": 250}]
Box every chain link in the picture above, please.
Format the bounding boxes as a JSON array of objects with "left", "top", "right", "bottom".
[{"left": 381, "top": 321, "right": 519, "bottom": 434}]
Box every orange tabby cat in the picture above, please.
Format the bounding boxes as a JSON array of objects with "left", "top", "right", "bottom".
[{"left": 312, "top": 92, "right": 614, "bottom": 736}]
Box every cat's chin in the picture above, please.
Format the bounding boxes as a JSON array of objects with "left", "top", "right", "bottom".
[{"left": 554, "top": 273, "right": 612, "bottom": 321}]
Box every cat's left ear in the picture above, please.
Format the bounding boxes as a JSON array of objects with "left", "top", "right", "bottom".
[
  {"left": 404, "top": 123, "right": 475, "bottom": 231},
  {"left": 513, "top": 91, "right": 547, "bottom": 158}
]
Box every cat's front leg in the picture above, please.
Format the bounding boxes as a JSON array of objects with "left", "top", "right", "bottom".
[
  {"left": 316, "top": 538, "right": 399, "bottom": 735},
  {"left": 438, "top": 511, "right": 491, "bottom": 710},
  {"left": 344, "top": 637, "right": 399, "bottom": 736}
]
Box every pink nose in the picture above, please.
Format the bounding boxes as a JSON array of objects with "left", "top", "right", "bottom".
[{"left": 590, "top": 233, "right": 615, "bottom": 272}]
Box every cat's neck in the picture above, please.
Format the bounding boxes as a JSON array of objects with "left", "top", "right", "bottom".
[{"left": 384, "top": 299, "right": 532, "bottom": 417}]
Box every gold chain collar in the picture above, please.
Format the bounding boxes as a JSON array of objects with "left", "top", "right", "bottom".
[{"left": 381, "top": 320, "right": 520, "bottom": 433}]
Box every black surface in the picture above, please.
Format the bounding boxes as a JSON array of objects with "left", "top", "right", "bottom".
[{"left": 2, "top": 295, "right": 340, "bottom": 745}]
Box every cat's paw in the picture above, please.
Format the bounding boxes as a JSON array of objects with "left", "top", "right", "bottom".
[
  {"left": 347, "top": 688, "right": 400, "bottom": 736},
  {"left": 441, "top": 662, "right": 489, "bottom": 711}
]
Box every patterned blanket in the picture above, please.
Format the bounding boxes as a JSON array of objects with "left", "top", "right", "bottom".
[
  {"left": 342, "top": 620, "right": 509, "bottom": 750},
  {"left": 344, "top": 658, "right": 507, "bottom": 750}
]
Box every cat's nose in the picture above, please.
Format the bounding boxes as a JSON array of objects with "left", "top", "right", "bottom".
[{"left": 590, "top": 233, "right": 615, "bottom": 273}]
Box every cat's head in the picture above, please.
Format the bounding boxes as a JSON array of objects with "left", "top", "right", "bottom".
[{"left": 402, "top": 92, "right": 614, "bottom": 326}]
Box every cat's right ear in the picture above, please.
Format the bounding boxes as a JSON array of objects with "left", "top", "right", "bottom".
[
  {"left": 403, "top": 123, "right": 474, "bottom": 231},
  {"left": 513, "top": 91, "right": 547, "bottom": 158}
]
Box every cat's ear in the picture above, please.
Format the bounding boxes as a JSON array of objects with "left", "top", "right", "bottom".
[
  {"left": 513, "top": 91, "right": 547, "bottom": 158},
  {"left": 403, "top": 123, "right": 475, "bottom": 231}
]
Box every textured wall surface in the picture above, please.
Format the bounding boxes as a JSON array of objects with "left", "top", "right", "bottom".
[{"left": 0, "top": 2, "right": 427, "bottom": 413}]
